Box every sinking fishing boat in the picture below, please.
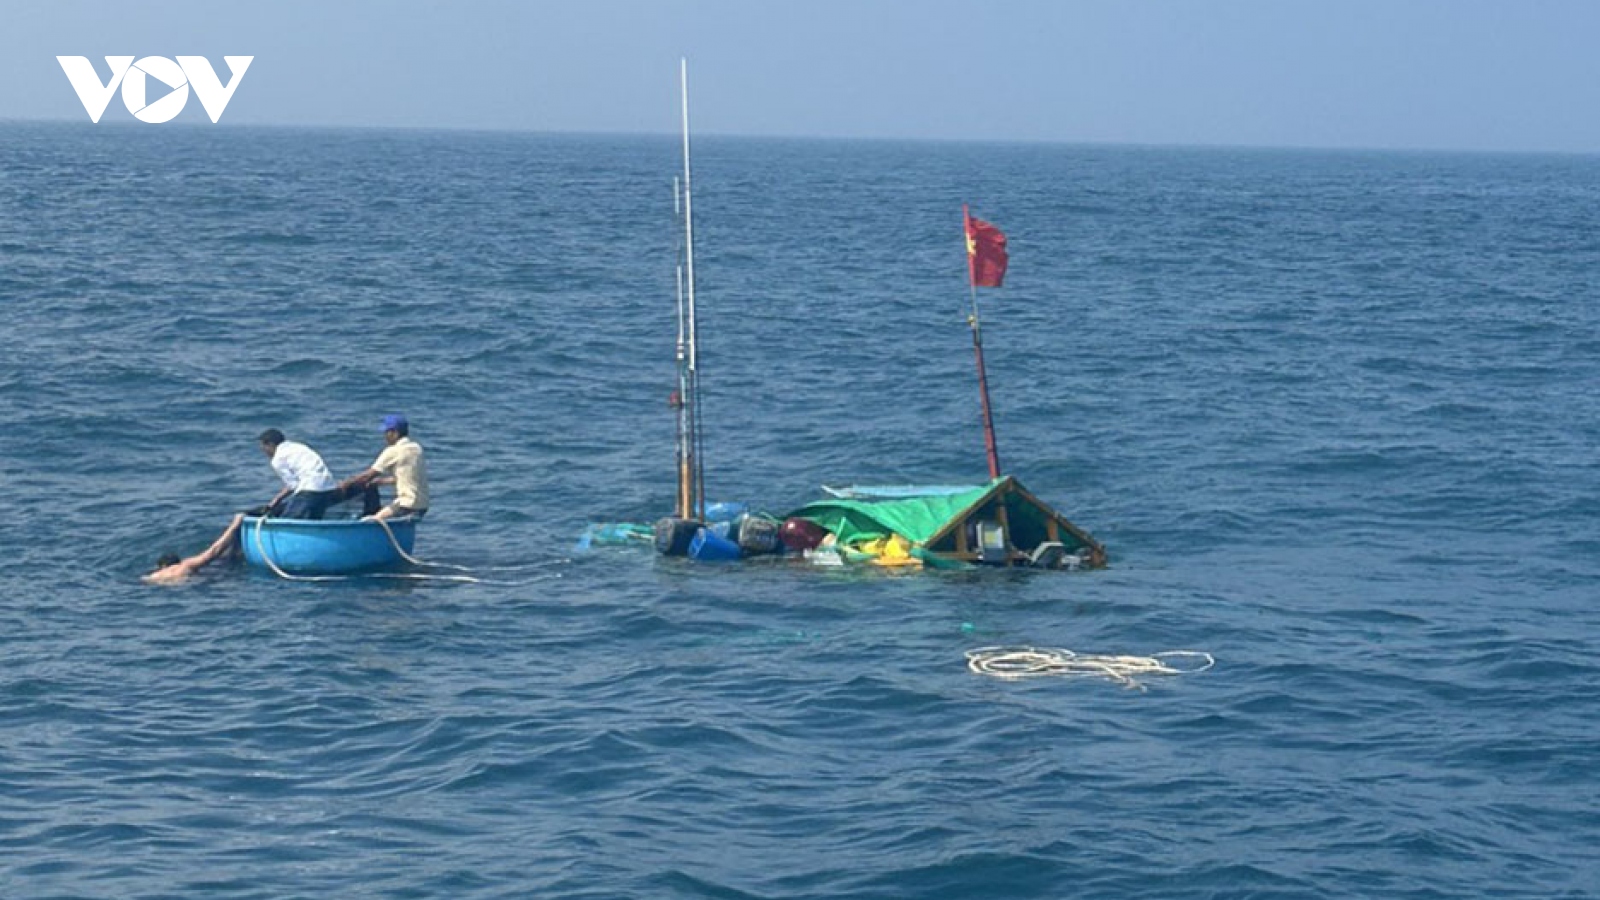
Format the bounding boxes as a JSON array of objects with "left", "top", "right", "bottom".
[
  {"left": 774, "top": 206, "right": 1105, "bottom": 570},
  {"left": 241, "top": 515, "right": 417, "bottom": 576},
  {"left": 784, "top": 477, "right": 1104, "bottom": 570},
  {"left": 590, "top": 62, "right": 1105, "bottom": 571}
]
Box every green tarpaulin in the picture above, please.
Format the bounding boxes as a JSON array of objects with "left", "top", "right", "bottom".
[
  {"left": 787, "top": 481, "right": 1000, "bottom": 546},
  {"left": 787, "top": 476, "right": 1102, "bottom": 563}
]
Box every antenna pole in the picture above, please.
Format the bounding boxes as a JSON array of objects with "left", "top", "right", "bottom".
[
  {"left": 673, "top": 176, "right": 693, "bottom": 519},
  {"left": 969, "top": 284, "right": 1002, "bottom": 480},
  {"left": 679, "top": 58, "right": 705, "bottom": 519},
  {"left": 964, "top": 205, "right": 1002, "bottom": 480}
]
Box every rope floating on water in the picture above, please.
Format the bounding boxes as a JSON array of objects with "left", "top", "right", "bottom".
[
  {"left": 371, "top": 517, "right": 476, "bottom": 575},
  {"left": 966, "top": 646, "right": 1214, "bottom": 689}
]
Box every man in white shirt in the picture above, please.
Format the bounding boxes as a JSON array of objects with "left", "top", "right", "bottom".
[
  {"left": 337, "top": 414, "right": 430, "bottom": 521},
  {"left": 258, "top": 428, "right": 341, "bottom": 519}
]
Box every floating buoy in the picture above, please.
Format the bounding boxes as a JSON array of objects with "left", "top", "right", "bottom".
[
  {"left": 736, "top": 515, "right": 782, "bottom": 555},
  {"left": 688, "top": 526, "right": 742, "bottom": 561},
  {"left": 779, "top": 517, "right": 828, "bottom": 552},
  {"left": 654, "top": 516, "right": 700, "bottom": 556},
  {"left": 704, "top": 501, "right": 748, "bottom": 522}
]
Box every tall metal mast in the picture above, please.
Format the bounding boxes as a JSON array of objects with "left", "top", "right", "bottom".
[{"left": 675, "top": 58, "right": 705, "bottom": 521}]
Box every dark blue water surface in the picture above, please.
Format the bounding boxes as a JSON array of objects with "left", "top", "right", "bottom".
[{"left": 2, "top": 122, "right": 1599, "bottom": 898}]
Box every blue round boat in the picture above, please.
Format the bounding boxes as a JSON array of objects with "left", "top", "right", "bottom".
[{"left": 241, "top": 516, "right": 417, "bottom": 576}]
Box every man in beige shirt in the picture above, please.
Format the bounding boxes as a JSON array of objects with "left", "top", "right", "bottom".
[{"left": 338, "top": 414, "right": 430, "bottom": 521}]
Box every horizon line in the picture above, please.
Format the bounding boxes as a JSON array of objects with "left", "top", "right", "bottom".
[{"left": 4, "top": 115, "right": 1598, "bottom": 159}]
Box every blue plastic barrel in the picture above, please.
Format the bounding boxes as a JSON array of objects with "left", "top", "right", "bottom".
[
  {"left": 704, "top": 501, "right": 748, "bottom": 523},
  {"left": 688, "top": 526, "right": 742, "bottom": 562}
]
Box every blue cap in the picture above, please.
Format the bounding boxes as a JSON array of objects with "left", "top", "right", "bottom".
[{"left": 381, "top": 414, "right": 408, "bottom": 432}]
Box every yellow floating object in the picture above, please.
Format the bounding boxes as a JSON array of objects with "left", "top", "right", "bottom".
[{"left": 869, "top": 534, "right": 921, "bottom": 568}]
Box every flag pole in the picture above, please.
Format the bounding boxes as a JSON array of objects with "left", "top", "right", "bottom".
[
  {"left": 964, "top": 205, "right": 1002, "bottom": 480},
  {"left": 679, "top": 58, "right": 704, "bottom": 520},
  {"left": 673, "top": 175, "right": 693, "bottom": 520}
]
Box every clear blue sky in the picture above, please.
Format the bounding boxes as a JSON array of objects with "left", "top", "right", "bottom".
[{"left": 5, "top": 0, "right": 1599, "bottom": 152}]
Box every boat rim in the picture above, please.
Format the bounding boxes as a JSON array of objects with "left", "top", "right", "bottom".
[{"left": 241, "top": 516, "right": 420, "bottom": 528}]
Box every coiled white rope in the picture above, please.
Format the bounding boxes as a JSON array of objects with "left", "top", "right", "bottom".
[{"left": 966, "top": 646, "right": 1214, "bottom": 690}]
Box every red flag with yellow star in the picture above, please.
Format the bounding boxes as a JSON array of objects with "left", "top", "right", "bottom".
[{"left": 964, "top": 206, "right": 1008, "bottom": 288}]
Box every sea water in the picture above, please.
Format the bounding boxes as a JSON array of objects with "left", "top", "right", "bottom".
[{"left": 2, "top": 123, "right": 1598, "bottom": 898}]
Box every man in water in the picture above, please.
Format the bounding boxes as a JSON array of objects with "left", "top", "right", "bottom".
[
  {"left": 337, "top": 414, "right": 430, "bottom": 521},
  {"left": 144, "top": 513, "right": 245, "bottom": 583},
  {"left": 258, "top": 428, "right": 340, "bottom": 519}
]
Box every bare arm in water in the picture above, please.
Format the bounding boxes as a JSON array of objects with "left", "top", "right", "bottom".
[{"left": 144, "top": 514, "right": 246, "bottom": 583}]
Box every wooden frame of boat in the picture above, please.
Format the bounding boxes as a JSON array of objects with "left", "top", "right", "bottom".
[
  {"left": 794, "top": 476, "right": 1105, "bottom": 570},
  {"left": 917, "top": 476, "right": 1106, "bottom": 568}
]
